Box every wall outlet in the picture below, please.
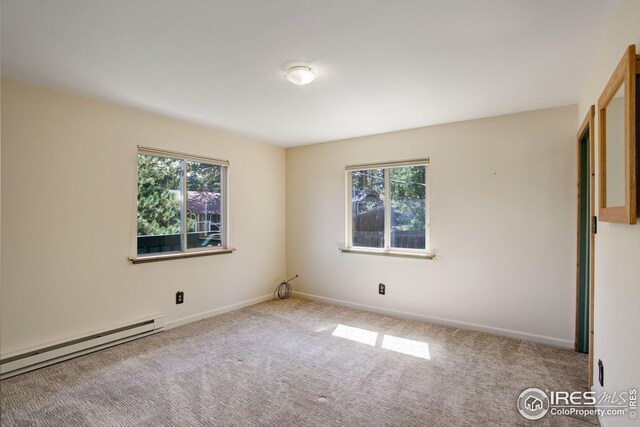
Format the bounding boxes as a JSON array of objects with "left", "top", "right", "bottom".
[
  {"left": 378, "top": 283, "right": 385, "bottom": 295},
  {"left": 176, "top": 291, "right": 184, "bottom": 304}
]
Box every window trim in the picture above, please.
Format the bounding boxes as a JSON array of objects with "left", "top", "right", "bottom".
[
  {"left": 137, "top": 146, "right": 229, "bottom": 167},
  {"left": 129, "top": 146, "right": 232, "bottom": 263},
  {"left": 129, "top": 248, "right": 235, "bottom": 264},
  {"left": 343, "top": 159, "right": 433, "bottom": 259}
]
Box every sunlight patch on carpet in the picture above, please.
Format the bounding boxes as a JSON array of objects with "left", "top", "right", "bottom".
[
  {"left": 382, "top": 334, "right": 430, "bottom": 359},
  {"left": 332, "top": 324, "right": 378, "bottom": 346}
]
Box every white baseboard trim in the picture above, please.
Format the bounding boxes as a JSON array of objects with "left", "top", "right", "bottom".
[
  {"left": 0, "top": 295, "right": 271, "bottom": 378},
  {"left": 591, "top": 384, "right": 610, "bottom": 427},
  {"left": 165, "top": 293, "right": 273, "bottom": 330},
  {"left": 293, "top": 291, "right": 573, "bottom": 348}
]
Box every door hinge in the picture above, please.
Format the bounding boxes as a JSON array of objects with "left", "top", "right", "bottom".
[{"left": 593, "top": 216, "right": 598, "bottom": 234}]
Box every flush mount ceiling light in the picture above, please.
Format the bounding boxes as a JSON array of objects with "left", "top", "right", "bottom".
[{"left": 284, "top": 65, "right": 316, "bottom": 86}]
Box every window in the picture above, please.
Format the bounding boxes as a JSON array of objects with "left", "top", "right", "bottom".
[
  {"left": 134, "top": 147, "right": 229, "bottom": 261},
  {"left": 345, "top": 159, "right": 430, "bottom": 257}
]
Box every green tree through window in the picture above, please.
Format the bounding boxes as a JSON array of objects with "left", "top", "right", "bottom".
[
  {"left": 136, "top": 151, "right": 227, "bottom": 255},
  {"left": 350, "top": 163, "right": 427, "bottom": 250},
  {"left": 137, "top": 155, "right": 182, "bottom": 236}
]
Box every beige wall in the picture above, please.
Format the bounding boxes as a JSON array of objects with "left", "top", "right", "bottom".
[
  {"left": 286, "top": 105, "right": 577, "bottom": 346},
  {"left": 577, "top": 1, "right": 640, "bottom": 425},
  {"left": 0, "top": 79, "right": 286, "bottom": 355}
]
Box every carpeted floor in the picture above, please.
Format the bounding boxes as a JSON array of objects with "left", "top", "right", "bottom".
[{"left": 1, "top": 297, "right": 596, "bottom": 426}]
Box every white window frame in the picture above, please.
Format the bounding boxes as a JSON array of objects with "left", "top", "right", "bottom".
[
  {"left": 130, "top": 146, "right": 232, "bottom": 263},
  {"left": 342, "top": 159, "right": 434, "bottom": 259}
]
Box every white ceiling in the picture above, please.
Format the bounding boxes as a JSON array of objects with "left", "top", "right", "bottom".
[{"left": 1, "top": 0, "right": 618, "bottom": 147}]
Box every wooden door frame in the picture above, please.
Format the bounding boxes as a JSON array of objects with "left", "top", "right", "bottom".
[{"left": 575, "top": 105, "right": 596, "bottom": 388}]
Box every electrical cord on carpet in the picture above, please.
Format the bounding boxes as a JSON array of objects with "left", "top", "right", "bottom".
[{"left": 273, "top": 275, "right": 298, "bottom": 300}]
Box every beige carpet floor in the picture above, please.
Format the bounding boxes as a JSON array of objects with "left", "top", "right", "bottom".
[{"left": 1, "top": 297, "right": 596, "bottom": 426}]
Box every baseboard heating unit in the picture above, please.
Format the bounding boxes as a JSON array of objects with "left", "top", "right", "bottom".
[{"left": 0, "top": 316, "right": 165, "bottom": 379}]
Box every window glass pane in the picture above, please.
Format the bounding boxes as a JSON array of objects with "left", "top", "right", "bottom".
[
  {"left": 352, "top": 168, "right": 385, "bottom": 248},
  {"left": 390, "top": 166, "right": 426, "bottom": 249},
  {"left": 137, "top": 154, "right": 183, "bottom": 254},
  {"left": 186, "top": 161, "right": 222, "bottom": 249}
]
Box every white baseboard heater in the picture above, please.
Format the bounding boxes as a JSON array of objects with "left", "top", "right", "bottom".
[{"left": 0, "top": 316, "right": 165, "bottom": 379}]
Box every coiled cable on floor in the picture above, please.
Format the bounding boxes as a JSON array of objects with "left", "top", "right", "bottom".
[{"left": 274, "top": 275, "right": 298, "bottom": 300}]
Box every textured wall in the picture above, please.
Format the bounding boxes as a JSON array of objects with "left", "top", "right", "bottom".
[
  {"left": 577, "top": 1, "right": 640, "bottom": 425},
  {"left": 286, "top": 105, "right": 577, "bottom": 347},
  {"left": 0, "top": 79, "right": 286, "bottom": 355}
]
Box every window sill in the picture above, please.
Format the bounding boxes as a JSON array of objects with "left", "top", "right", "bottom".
[
  {"left": 129, "top": 248, "right": 236, "bottom": 264},
  {"left": 339, "top": 248, "right": 435, "bottom": 260}
]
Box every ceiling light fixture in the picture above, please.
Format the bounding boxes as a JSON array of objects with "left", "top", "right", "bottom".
[{"left": 284, "top": 65, "right": 316, "bottom": 86}]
